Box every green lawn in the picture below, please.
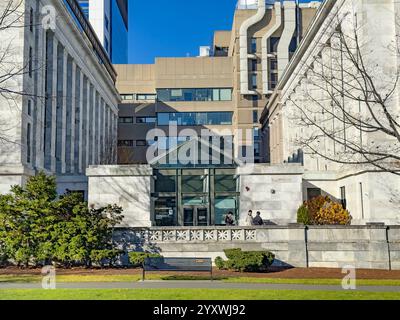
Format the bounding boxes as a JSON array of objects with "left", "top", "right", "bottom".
[
  {"left": 1, "top": 274, "right": 400, "bottom": 286},
  {"left": 1, "top": 288, "right": 400, "bottom": 300}
]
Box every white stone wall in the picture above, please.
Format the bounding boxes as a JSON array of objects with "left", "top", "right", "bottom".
[
  {"left": 238, "top": 164, "right": 304, "bottom": 225},
  {"left": 115, "top": 226, "right": 400, "bottom": 269},
  {"left": 303, "top": 171, "right": 400, "bottom": 225},
  {"left": 87, "top": 165, "right": 153, "bottom": 227}
]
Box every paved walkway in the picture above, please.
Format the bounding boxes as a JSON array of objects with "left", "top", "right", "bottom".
[{"left": 1, "top": 281, "right": 400, "bottom": 292}]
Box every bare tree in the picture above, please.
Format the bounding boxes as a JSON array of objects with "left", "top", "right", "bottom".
[
  {"left": 287, "top": 9, "right": 400, "bottom": 175},
  {"left": 0, "top": 0, "right": 45, "bottom": 145}
]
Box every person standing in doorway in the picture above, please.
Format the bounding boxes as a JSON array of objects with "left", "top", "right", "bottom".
[
  {"left": 225, "top": 211, "right": 235, "bottom": 226},
  {"left": 253, "top": 211, "right": 264, "bottom": 225},
  {"left": 245, "top": 210, "right": 254, "bottom": 226}
]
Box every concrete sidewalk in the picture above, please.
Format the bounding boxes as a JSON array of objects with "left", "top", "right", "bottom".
[{"left": 1, "top": 281, "right": 400, "bottom": 292}]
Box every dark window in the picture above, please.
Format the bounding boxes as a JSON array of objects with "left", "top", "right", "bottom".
[
  {"left": 29, "top": 47, "right": 33, "bottom": 77},
  {"left": 136, "top": 117, "right": 156, "bottom": 124},
  {"left": 250, "top": 38, "right": 257, "bottom": 53},
  {"left": 118, "top": 140, "right": 134, "bottom": 147},
  {"left": 251, "top": 74, "right": 257, "bottom": 89},
  {"left": 157, "top": 112, "right": 233, "bottom": 126},
  {"left": 136, "top": 140, "right": 147, "bottom": 146},
  {"left": 27, "top": 100, "right": 32, "bottom": 116},
  {"left": 251, "top": 60, "right": 257, "bottom": 72},
  {"left": 253, "top": 110, "right": 258, "bottom": 123},
  {"left": 269, "top": 37, "right": 280, "bottom": 53},
  {"left": 307, "top": 188, "right": 321, "bottom": 201},
  {"left": 27, "top": 123, "right": 31, "bottom": 163},
  {"left": 270, "top": 58, "right": 278, "bottom": 70},
  {"left": 254, "top": 142, "right": 260, "bottom": 157},
  {"left": 30, "top": 8, "right": 34, "bottom": 32},
  {"left": 270, "top": 73, "right": 278, "bottom": 90},
  {"left": 118, "top": 117, "right": 133, "bottom": 123},
  {"left": 340, "top": 186, "right": 347, "bottom": 209}
]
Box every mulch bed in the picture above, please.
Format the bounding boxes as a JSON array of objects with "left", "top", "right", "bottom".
[{"left": 1, "top": 266, "right": 400, "bottom": 279}]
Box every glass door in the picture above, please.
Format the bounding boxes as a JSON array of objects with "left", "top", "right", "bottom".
[
  {"left": 196, "top": 207, "right": 208, "bottom": 226},
  {"left": 183, "top": 207, "right": 194, "bottom": 226}
]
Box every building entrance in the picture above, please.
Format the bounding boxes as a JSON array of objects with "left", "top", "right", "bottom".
[{"left": 183, "top": 206, "right": 209, "bottom": 226}]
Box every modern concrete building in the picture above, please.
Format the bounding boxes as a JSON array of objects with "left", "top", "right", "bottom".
[
  {"left": 0, "top": 0, "right": 120, "bottom": 196},
  {"left": 261, "top": 0, "right": 400, "bottom": 224},
  {"left": 115, "top": 0, "right": 321, "bottom": 165},
  {"left": 78, "top": 0, "right": 128, "bottom": 63},
  {"left": 85, "top": 0, "right": 323, "bottom": 228}
]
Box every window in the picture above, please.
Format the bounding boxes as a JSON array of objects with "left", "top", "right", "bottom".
[
  {"left": 253, "top": 127, "right": 260, "bottom": 141},
  {"left": 253, "top": 110, "right": 258, "bottom": 123},
  {"left": 30, "top": 8, "right": 34, "bottom": 32},
  {"left": 118, "top": 140, "right": 134, "bottom": 147},
  {"left": 29, "top": 47, "right": 33, "bottom": 77},
  {"left": 250, "top": 38, "right": 257, "bottom": 54},
  {"left": 254, "top": 142, "right": 260, "bottom": 157},
  {"left": 251, "top": 60, "right": 257, "bottom": 72},
  {"left": 157, "top": 112, "right": 233, "bottom": 126},
  {"left": 269, "top": 37, "right": 280, "bottom": 53},
  {"left": 118, "top": 117, "right": 133, "bottom": 123},
  {"left": 307, "top": 188, "right": 321, "bottom": 201},
  {"left": 137, "top": 94, "right": 157, "bottom": 100},
  {"left": 136, "top": 117, "right": 156, "bottom": 124},
  {"left": 27, "top": 100, "right": 32, "bottom": 116},
  {"left": 340, "top": 186, "right": 347, "bottom": 209},
  {"left": 136, "top": 140, "right": 147, "bottom": 146},
  {"left": 251, "top": 74, "right": 257, "bottom": 89},
  {"left": 270, "top": 73, "right": 278, "bottom": 90},
  {"left": 121, "top": 94, "right": 134, "bottom": 100},
  {"left": 157, "top": 88, "right": 232, "bottom": 102},
  {"left": 27, "top": 123, "right": 31, "bottom": 163},
  {"left": 270, "top": 58, "right": 278, "bottom": 70}
]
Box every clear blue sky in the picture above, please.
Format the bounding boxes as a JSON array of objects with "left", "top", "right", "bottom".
[{"left": 128, "top": 0, "right": 237, "bottom": 64}]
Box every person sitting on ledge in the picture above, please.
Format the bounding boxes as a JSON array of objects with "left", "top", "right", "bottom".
[{"left": 253, "top": 211, "right": 264, "bottom": 226}]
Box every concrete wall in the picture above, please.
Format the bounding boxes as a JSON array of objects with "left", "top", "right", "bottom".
[
  {"left": 115, "top": 225, "right": 400, "bottom": 270},
  {"left": 87, "top": 165, "right": 153, "bottom": 227},
  {"left": 238, "top": 164, "right": 304, "bottom": 225}
]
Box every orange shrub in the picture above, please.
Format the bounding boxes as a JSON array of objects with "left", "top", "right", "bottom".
[{"left": 313, "top": 202, "right": 352, "bottom": 225}]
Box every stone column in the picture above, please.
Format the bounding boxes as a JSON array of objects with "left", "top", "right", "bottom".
[
  {"left": 70, "top": 61, "right": 76, "bottom": 174},
  {"left": 92, "top": 89, "right": 96, "bottom": 164},
  {"left": 61, "top": 50, "right": 68, "bottom": 174},
  {"left": 86, "top": 82, "right": 91, "bottom": 169},
  {"left": 50, "top": 36, "right": 58, "bottom": 172},
  {"left": 78, "top": 71, "right": 84, "bottom": 174}
]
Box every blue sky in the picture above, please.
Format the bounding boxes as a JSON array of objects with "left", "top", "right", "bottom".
[{"left": 128, "top": 0, "right": 237, "bottom": 64}]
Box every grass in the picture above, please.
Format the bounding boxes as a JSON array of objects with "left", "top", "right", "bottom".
[
  {"left": 1, "top": 288, "right": 400, "bottom": 300},
  {"left": 1, "top": 274, "right": 400, "bottom": 286}
]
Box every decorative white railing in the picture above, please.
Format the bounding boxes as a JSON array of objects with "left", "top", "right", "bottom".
[{"left": 118, "top": 228, "right": 259, "bottom": 243}]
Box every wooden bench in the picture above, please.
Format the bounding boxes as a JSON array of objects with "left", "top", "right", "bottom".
[{"left": 142, "top": 257, "right": 213, "bottom": 281}]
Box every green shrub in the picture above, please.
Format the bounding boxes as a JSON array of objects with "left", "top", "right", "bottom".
[
  {"left": 218, "top": 248, "right": 275, "bottom": 272},
  {"left": 128, "top": 251, "right": 162, "bottom": 267},
  {"left": 224, "top": 248, "right": 242, "bottom": 260},
  {"left": 297, "top": 204, "right": 311, "bottom": 225},
  {"left": 90, "top": 249, "right": 123, "bottom": 267},
  {"left": 0, "top": 171, "right": 124, "bottom": 268},
  {"left": 214, "top": 256, "right": 226, "bottom": 270}
]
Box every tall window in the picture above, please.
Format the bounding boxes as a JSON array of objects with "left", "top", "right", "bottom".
[
  {"left": 251, "top": 59, "right": 257, "bottom": 72},
  {"left": 340, "top": 186, "right": 347, "bottom": 209},
  {"left": 27, "top": 123, "right": 31, "bottom": 163},
  {"left": 251, "top": 74, "right": 257, "bottom": 89},
  {"left": 29, "top": 7, "right": 34, "bottom": 32},
  {"left": 28, "top": 47, "right": 33, "bottom": 77},
  {"left": 250, "top": 38, "right": 257, "bottom": 53},
  {"left": 253, "top": 110, "right": 258, "bottom": 123}
]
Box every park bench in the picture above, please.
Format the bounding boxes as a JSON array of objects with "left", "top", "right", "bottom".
[{"left": 142, "top": 257, "right": 213, "bottom": 281}]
